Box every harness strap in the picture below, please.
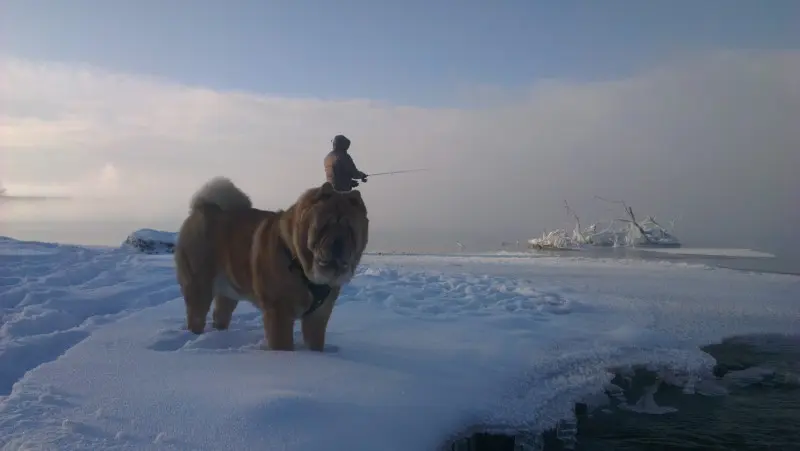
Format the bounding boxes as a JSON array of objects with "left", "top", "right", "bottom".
[{"left": 282, "top": 244, "right": 332, "bottom": 317}]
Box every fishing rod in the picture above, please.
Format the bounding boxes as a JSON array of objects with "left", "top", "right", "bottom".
[{"left": 366, "top": 168, "right": 430, "bottom": 177}]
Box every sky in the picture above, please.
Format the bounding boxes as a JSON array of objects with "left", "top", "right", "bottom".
[{"left": 1, "top": 0, "right": 799, "bottom": 255}]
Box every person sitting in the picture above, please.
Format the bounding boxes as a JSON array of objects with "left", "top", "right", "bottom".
[{"left": 323, "top": 134, "right": 368, "bottom": 191}]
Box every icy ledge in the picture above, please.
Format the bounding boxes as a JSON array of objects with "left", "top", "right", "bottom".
[{"left": 448, "top": 340, "right": 800, "bottom": 450}]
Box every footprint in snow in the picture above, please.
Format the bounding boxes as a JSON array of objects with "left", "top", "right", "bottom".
[{"left": 146, "top": 329, "right": 197, "bottom": 352}]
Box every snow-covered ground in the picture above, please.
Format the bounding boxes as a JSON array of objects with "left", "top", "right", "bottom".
[{"left": 0, "top": 236, "right": 798, "bottom": 451}]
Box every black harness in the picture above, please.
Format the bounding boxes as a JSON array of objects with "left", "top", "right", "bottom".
[{"left": 283, "top": 245, "right": 332, "bottom": 317}]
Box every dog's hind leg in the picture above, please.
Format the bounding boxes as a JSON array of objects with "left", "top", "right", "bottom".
[
  {"left": 181, "top": 276, "right": 214, "bottom": 335},
  {"left": 212, "top": 295, "right": 239, "bottom": 330},
  {"left": 174, "top": 213, "right": 216, "bottom": 335}
]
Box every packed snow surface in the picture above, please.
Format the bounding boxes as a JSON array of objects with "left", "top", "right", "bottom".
[{"left": 0, "top": 236, "right": 798, "bottom": 450}]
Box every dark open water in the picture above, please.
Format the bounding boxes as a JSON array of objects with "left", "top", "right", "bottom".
[{"left": 565, "top": 334, "right": 800, "bottom": 451}]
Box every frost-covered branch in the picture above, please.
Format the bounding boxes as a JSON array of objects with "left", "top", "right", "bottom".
[{"left": 526, "top": 196, "right": 682, "bottom": 250}]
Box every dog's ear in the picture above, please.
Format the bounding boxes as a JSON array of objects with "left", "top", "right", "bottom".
[
  {"left": 320, "top": 181, "right": 335, "bottom": 194},
  {"left": 316, "top": 181, "right": 336, "bottom": 201},
  {"left": 347, "top": 189, "right": 361, "bottom": 200},
  {"left": 320, "top": 181, "right": 334, "bottom": 192},
  {"left": 346, "top": 190, "right": 365, "bottom": 209}
]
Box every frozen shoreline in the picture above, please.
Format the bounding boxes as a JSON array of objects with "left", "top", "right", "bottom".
[{"left": 1, "top": 236, "right": 798, "bottom": 450}]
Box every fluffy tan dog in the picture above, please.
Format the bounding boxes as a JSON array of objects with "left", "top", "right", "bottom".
[{"left": 173, "top": 177, "right": 369, "bottom": 351}]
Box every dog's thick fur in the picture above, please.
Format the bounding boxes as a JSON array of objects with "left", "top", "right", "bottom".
[{"left": 174, "top": 177, "right": 369, "bottom": 351}]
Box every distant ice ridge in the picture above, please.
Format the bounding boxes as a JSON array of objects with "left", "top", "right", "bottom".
[
  {"left": 0, "top": 237, "right": 798, "bottom": 450},
  {"left": 121, "top": 228, "right": 178, "bottom": 254}
]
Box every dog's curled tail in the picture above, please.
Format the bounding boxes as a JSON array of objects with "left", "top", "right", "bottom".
[{"left": 189, "top": 176, "right": 253, "bottom": 212}]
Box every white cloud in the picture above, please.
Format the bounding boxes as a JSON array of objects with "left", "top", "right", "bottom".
[{"left": 0, "top": 51, "right": 798, "bottom": 254}]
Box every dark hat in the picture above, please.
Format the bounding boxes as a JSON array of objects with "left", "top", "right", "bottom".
[{"left": 332, "top": 134, "right": 351, "bottom": 152}]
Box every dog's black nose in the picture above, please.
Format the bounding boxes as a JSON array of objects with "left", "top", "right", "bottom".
[{"left": 331, "top": 237, "right": 344, "bottom": 260}]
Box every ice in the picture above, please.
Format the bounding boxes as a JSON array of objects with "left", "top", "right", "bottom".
[
  {"left": 528, "top": 199, "right": 684, "bottom": 250},
  {"left": 637, "top": 247, "right": 776, "bottom": 258},
  {"left": 618, "top": 380, "right": 678, "bottom": 415},
  {"left": 527, "top": 229, "right": 584, "bottom": 251},
  {"left": 0, "top": 235, "right": 798, "bottom": 450},
  {"left": 526, "top": 217, "right": 683, "bottom": 250},
  {"left": 125, "top": 229, "right": 178, "bottom": 246},
  {"left": 722, "top": 367, "right": 776, "bottom": 388},
  {"left": 121, "top": 228, "right": 178, "bottom": 255},
  {"left": 555, "top": 417, "right": 578, "bottom": 448}
]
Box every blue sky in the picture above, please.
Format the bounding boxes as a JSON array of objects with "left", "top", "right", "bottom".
[{"left": 2, "top": 0, "right": 799, "bottom": 106}]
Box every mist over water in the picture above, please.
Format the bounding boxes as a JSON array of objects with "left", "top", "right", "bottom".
[{"left": 2, "top": 203, "right": 798, "bottom": 276}]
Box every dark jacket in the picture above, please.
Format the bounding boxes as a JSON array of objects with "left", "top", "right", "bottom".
[{"left": 324, "top": 136, "right": 366, "bottom": 191}]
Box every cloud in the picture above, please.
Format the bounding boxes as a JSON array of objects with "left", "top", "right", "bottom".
[
  {"left": 1, "top": 51, "right": 799, "bottom": 254},
  {"left": 2, "top": 162, "right": 119, "bottom": 195}
]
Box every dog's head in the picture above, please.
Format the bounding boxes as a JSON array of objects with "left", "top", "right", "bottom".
[{"left": 296, "top": 182, "right": 369, "bottom": 286}]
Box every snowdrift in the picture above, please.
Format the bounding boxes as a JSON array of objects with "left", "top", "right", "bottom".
[{"left": 1, "top": 236, "right": 798, "bottom": 450}]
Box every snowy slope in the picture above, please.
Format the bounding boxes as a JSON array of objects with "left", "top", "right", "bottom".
[{"left": 0, "top": 236, "right": 798, "bottom": 450}]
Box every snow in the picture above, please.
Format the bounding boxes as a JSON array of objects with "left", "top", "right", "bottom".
[
  {"left": 121, "top": 229, "right": 178, "bottom": 255},
  {"left": 1, "top": 236, "right": 799, "bottom": 450},
  {"left": 126, "top": 229, "right": 178, "bottom": 245},
  {"left": 527, "top": 229, "right": 584, "bottom": 250}
]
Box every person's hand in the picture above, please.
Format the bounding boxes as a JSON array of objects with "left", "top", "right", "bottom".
[{"left": 361, "top": 175, "right": 368, "bottom": 183}]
